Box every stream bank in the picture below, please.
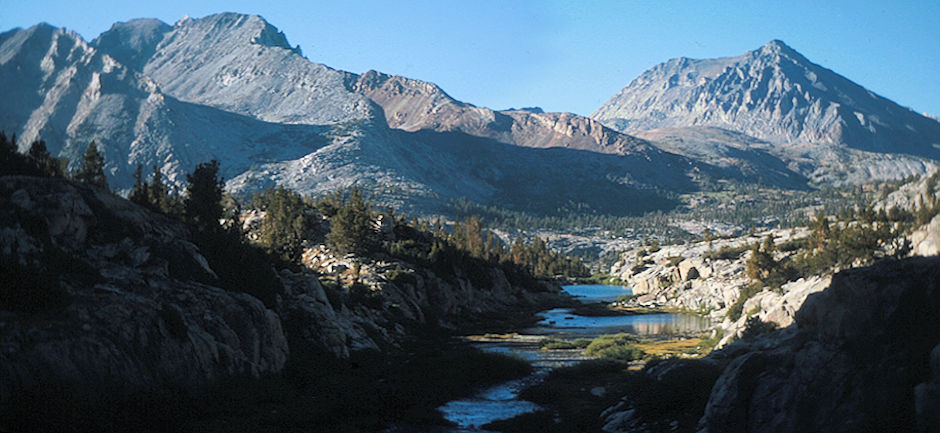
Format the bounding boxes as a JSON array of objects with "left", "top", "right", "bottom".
[{"left": 437, "top": 284, "right": 711, "bottom": 432}]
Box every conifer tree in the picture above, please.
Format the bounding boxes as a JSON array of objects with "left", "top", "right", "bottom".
[
  {"left": 27, "top": 139, "right": 62, "bottom": 177},
  {"left": 75, "top": 140, "right": 107, "bottom": 188},
  {"left": 328, "top": 188, "right": 375, "bottom": 255},
  {"left": 184, "top": 160, "right": 224, "bottom": 233},
  {"left": 148, "top": 164, "right": 170, "bottom": 213},
  {"left": 129, "top": 164, "right": 148, "bottom": 205}
]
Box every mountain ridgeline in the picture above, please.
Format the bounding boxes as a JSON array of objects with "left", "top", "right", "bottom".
[
  {"left": 2, "top": 13, "right": 939, "bottom": 218},
  {"left": 593, "top": 40, "right": 940, "bottom": 184}
]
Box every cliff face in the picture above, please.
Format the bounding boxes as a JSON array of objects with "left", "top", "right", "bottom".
[{"left": 702, "top": 256, "right": 940, "bottom": 433}]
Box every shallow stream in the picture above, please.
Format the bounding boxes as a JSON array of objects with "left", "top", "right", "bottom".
[{"left": 437, "top": 285, "right": 710, "bottom": 431}]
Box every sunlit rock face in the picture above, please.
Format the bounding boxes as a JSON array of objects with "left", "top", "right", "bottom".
[
  {"left": 593, "top": 40, "right": 940, "bottom": 183},
  {"left": 601, "top": 256, "right": 940, "bottom": 433},
  {"left": 594, "top": 40, "right": 940, "bottom": 157}
]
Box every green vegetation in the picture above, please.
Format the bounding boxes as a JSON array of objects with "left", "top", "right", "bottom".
[
  {"left": 575, "top": 273, "right": 627, "bottom": 285},
  {"left": 539, "top": 338, "right": 593, "bottom": 350},
  {"left": 727, "top": 201, "right": 931, "bottom": 320},
  {"left": 327, "top": 188, "right": 378, "bottom": 255},
  {"left": 184, "top": 160, "right": 224, "bottom": 233},
  {"left": 0, "top": 133, "right": 65, "bottom": 178},
  {"left": 727, "top": 283, "right": 763, "bottom": 321},
  {"left": 252, "top": 186, "right": 320, "bottom": 264},
  {"left": 129, "top": 164, "right": 181, "bottom": 215},
  {"left": 704, "top": 244, "right": 748, "bottom": 261},
  {"left": 74, "top": 141, "right": 107, "bottom": 189},
  {"left": 665, "top": 255, "right": 684, "bottom": 267},
  {"left": 448, "top": 182, "right": 884, "bottom": 250},
  {"left": 740, "top": 316, "right": 779, "bottom": 339},
  {"left": 584, "top": 333, "right": 643, "bottom": 362}
]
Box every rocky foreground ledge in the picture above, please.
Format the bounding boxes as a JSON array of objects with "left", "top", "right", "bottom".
[
  {"left": 0, "top": 176, "right": 563, "bottom": 413},
  {"left": 602, "top": 255, "right": 940, "bottom": 433}
]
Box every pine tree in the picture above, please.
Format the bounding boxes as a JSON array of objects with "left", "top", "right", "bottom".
[
  {"left": 812, "top": 213, "right": 830, "bottom": 251},
  {"left": 184, "top": 160, "right": 224, "bottom": 233},
  {"left": 328, "top": 188, "right": 376, "bottom": 255},
  {"left": 129, "top": 164, "right": 148, "bottom": 205},
  {"left": 148, "top": 164, "right": 169, "bottom": 213},
  {"left": 75, "top": 140, "right": 107, "bottom": 188},
  {"left": 26, "top": 140, "right": 62, "bottom": 177},
  {"left": 255, "top": 186, "right": 314, "bottom": 263}
]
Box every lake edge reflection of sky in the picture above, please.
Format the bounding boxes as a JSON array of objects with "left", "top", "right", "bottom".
[{"left": 561, "top": 284, "right": 632, "bottom": 302}]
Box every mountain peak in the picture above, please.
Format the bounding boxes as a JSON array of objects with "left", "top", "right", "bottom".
[
  {"left": 167, "top": 13, "right": 299, "bottom": 55},
  {"left": 762, "top": 39, "right": 792, "bottom": 51},
  {"left": 592, "top": 39, "right": 940, "bottom": 162},
  {"left": 92, "top": 18, "right": 171, "bottom": 70},
  {"left": 755, "top": 39, "right": 806, "bottom": 62}
]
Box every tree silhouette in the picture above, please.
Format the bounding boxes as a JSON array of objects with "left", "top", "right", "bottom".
[
  {"left": 184, "top": 160, "right": 224, "bottom": 233},
  {"left": 75, "top": 140, "right": 107, "bottom": 188}
]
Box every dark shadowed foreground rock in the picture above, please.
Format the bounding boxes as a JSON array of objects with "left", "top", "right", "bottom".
[
  {"left": 603, "top": 255, "right": 940, "bottom": 433},
  {"left": 0, "top": 176, "right": 289, "bottom": 403}
]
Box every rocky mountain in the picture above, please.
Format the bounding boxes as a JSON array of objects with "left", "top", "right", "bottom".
[
  {"left": 14, "top": 13, "right": 937, "bottom": 219},
  {"left": 352, "top": 69, "right": 653, "bottom": 155},
  {"left": 593, "top": 40, "right": 940, "bottom": 183},
  {"left": 0, "top": 21, "right": 342, "bottom": 194},
  {"left": 633, "top": 127, "right": 808, "bottom": 188},
  {"left": 4, "top": 13, "right": 797, "bottom": 218}
]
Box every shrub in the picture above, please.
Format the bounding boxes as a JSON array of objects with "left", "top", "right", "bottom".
[
  {"left": 584, "top": 333, "right": 643, "bottom": 362},
  {"left": 740, "top": 316, "right": 779, "bottom": 339},
  {"left": 540, "top": 338, "right": 593, "bottom": 350},
  {"left": 704, "top": 245, "right": 748, "bottom": 261},
  {"left": 727, "top": 282, "right": 763, "bottom": 321},
  {"left": 665, "top": 256, "right": 683, "bottom": 267}
]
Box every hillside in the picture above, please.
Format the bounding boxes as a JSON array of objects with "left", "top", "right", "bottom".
[{"left": 0, "top": 170, "right": 570, "bottom": 430}]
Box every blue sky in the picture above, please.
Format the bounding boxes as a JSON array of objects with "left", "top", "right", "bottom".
[{"left": 3, "top": 0, "right": 938, "bottom": 117}]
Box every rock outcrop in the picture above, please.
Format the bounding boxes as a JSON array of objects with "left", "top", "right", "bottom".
[
  {"left": 0, "top": 175, "right": 565, "bottom": 408},
  {"left": 701, "top": 256, "right": 940, "bottom": 433},
  {"left": 610, "top": 228, "right": 809, "bottom": 322},
  {"left": 602, "top": 256, "right": 940, "bottom": 433},
  {"left": 0, "top": 176, "right": 289, "bottom": 402}
]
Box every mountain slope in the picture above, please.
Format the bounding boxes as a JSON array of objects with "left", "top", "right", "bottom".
[
  {"left": 110, "top": 13, "right": 381, "bottom": 126},
  {"left": 0, "top": 18, "right": 711, "bottom": 217},
  {"left": 0, "top": 23, "right": 341, "bottom": 192},
  {"left": 593, "top": 40, "right": 940, "bottom": 160},
  {"left": 352, "top": 69, "right": 653, "bottom": 155}
]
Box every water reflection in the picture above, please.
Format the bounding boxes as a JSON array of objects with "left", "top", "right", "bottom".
[
  {"left": 438, "top": 375, "right": 542, "bottom": 431},
  {"left": 562, "top": 284, "right": 632, "bottom": 302},
  {"left": 438, "top": 285, "right": 711, "bottom": 430},
  {"left": 530, "top": 308, "right": 711, "bottom": 337}
]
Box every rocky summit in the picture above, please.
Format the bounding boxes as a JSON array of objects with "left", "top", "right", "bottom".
[{"left": 593, "top": 40, "right": 940, "bottom": 184}]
